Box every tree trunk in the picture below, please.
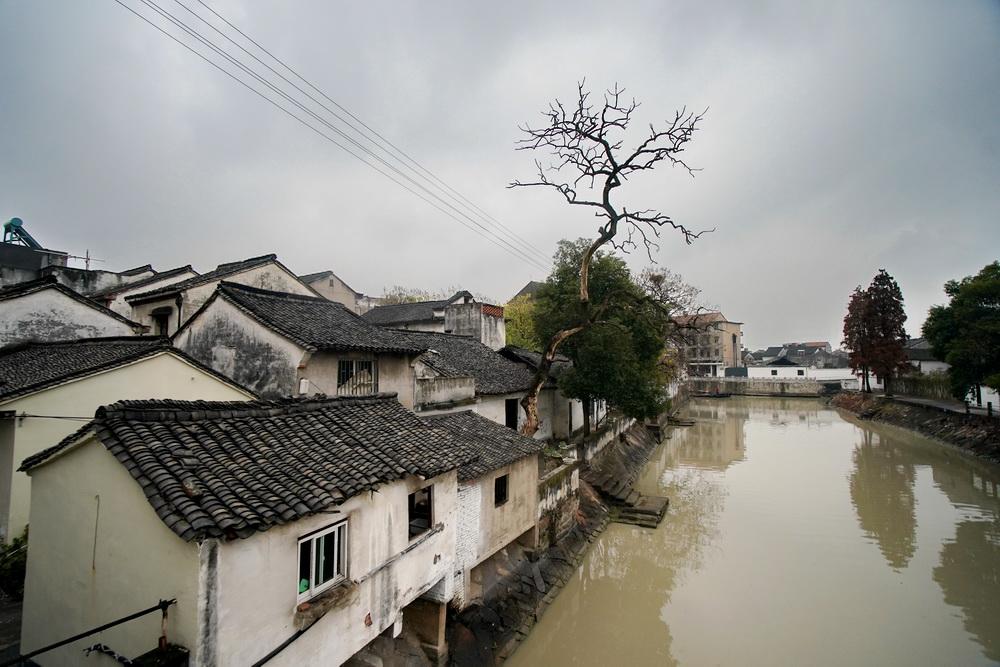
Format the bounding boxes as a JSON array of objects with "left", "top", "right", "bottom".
[
  {"left": 884, "top": 373, "right": 893, "bottom": 397},
  {"left": 583, "top": 397, "right": 592, "bottom": 437},
  {"left": 520, "top": 325, "right": 586, "bottom": 436}
]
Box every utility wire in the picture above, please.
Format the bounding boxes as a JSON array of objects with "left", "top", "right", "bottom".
[
  {"left": 113, "top": 0, "right": 549, "bottom": 272},
  {"left": 134, "top": 0, "right": 548, "bottom": 271},
  {"left": 189, "top": 0, "right": 551, "bottom": 265}
]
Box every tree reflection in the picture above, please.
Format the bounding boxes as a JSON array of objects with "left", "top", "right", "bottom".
[
  {"left": 933, "top": 520, "right": 1000, "bottom": 662},
  {"left": 849, "top": 429, "right": 917, "bottom": 570}
]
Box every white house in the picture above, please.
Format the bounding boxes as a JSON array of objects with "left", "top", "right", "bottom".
[
  {"left": 173, "top": 282, "right": 427, "bottom": 401},
  {"left": 19, "top": 395, "right": 473, "bottom": 666},
  {"left": 0, "top": 276, "right": 144, "bottom": 346},
  {"left": 90, "top": 265, "right": 199, "bottom": 322},
  {"left": 364, "top": 291, "right": 507, "bottom": 350},
  {"left": 124, "top": 254, "right": 316, "bottom": 336},
  {"left": 424, "top": 410, "right": 543, "bottom": 607},
  {"left": 0, "top": 336, "right": 254, "bottom": 542},
  {"left": 298, "top": 269, "right": 379, "bottom": 314}
]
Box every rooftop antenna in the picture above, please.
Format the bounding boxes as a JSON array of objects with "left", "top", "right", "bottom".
[{"left": 3, "top": 218, "right": 104, "bottom": 269}]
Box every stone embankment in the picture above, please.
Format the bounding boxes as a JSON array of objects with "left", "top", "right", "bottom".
[
  {"left": 831, "top": 392, "right": 1000, "bottom": 462},
  {"left": 448, "top": 417, "right": 672, "bottom": 665},
  {"left": 688, "top": 376, "right": 837, "bottom": 397}
]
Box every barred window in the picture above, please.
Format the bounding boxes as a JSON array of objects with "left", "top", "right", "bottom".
[{"left": 337, "top": 358, "right": 378, "bottom": 396}]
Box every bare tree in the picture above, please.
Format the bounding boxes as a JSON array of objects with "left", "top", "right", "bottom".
[{"left": 510, "top": 82, "right": 708, "bottom": 435}]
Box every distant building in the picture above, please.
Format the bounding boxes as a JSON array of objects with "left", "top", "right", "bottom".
[
  {"left": 364, "top": 291, "right": 507, "bottom": 350},
  {"left": 90, "top": 265, "right": 199, "bottom": 318},
  {"left": 673, "top": 312, "right": 744, "bottom": 377},
  {"left": 510, "top": 280, "right": 544, "bottom": 301},
  {"left": 298, "top": 269, "right": 380, "bottom": 314},
  {"left": 904, "top": 337, "right": 950, "bottom": 374},
  {"left": 0, "top": 218, "right": 69, "bottom": 287}
]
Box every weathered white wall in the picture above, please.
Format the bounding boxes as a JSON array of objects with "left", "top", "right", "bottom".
[
  {"left": 102, "top": 270, "right": 198, "bottom": 317},
  {"left": 175, "top": 298, "right": 305, "bottom": 398},
  {"left": 443, "top": 304, "right": 506, "bottom": 350},
  {"left": 305, "top": 274, "right": 360, "bottom": 312},
  {"left": 478, "top": 392, "right": 557, "bottom": 441},
  {"left": 469, "top": 456, "right": 537, "bottom": 567},
  {"left": 213, "top": 471, "right": 458, "bottom": 666},
  {"left": 21, "top": 437, "right": 201, "bottom": 666},
  {"left": 303, "top": 351, "right": 418, "bottom": 408},
  {"left": 130, "top": 263, "right": 313, "bottom": 335},
  {"left": 0, "top": 289, "right": 137, "bottom": 346},
  {"left": 0, "top": 352, "right": 254, "bottom": 542}
]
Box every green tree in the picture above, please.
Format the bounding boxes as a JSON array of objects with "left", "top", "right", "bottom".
[
  {"left": 534, "top": 239, "right": 675, "bottom": 428},
  {"left": 923, "top": 261, "right": 1000, "bottom": 400},
  {"left": 503, "top": 295, "right": 543, "bottom": 350}
]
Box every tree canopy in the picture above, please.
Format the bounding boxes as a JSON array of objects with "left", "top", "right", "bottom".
[
  {"left": 923, "top": 261, "right": 1000, "bottom": 399},
  {"left": 503, "top": 295, "right": 543, "bottom": 350},
  {"left": 843, "top": 269, "right": 908, "bottom": 394},
  {"left": 532, "top": 239, "right": 678, "bottom": 422}
]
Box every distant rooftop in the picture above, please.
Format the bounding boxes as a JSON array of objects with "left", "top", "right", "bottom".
[
  {"left": 362, "top": 290, "right": 474, "bottom": 326},
  {"left": 126, "top": 254, "right": 283, "bottom": 303}
]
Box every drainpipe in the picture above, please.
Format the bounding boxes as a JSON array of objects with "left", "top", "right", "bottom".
[{"left": 175, "top": 294, "right": 184, "bottom": 333}]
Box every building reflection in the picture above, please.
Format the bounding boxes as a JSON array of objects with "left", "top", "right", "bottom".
[{"left": 674, "top": 402, "right": 748, "bottom": 470}]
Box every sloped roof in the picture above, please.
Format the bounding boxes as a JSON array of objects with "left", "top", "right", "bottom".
[
  {"left": 423, "top": 411, "right": 543, "bottom": 481},
  {"left": 362, "top": 291, "right": 474, "bottom": 326},
  {"left": 126, "top": 254, "right": 300, "bottom": 303},
  {"left": 20, "top": 395, "right": 473, "bottom": 541},
  {"left": 0, "top": 337, "right": 250, "bottom": 402},
  {"left": 500, "top": 345, "right": 571, "bottom": 382},
  {"left": 391, "top": 330, "right": 535, "bottom": 395},
  {"left": 511, "top": 281, "right": 544, "bottom": 300},
  {"left": 904, "top": 337, "right": 942, "bottom": 362},
  {"left": 673, "top": 311, "right": 742, "bottom": 327},
  {"left": 89, "top": 265, "right": 197, "bottom": 300},
  {"left": 0, "top": 276, "right": 143, "bottom": 330},
  {"left": 767, "top": 356, "right": 802, "bottom": 367},
  {"left": 204, "top": 282, "right": 426, "bottom": 354}
]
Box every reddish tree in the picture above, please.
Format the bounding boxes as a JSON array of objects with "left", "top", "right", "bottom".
[{"left": 842, "top": 270, "right": 908, "bottom": 395}]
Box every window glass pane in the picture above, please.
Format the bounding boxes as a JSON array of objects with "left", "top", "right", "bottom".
[
  {"left": 316, "top": 532, "right": 337, "bottom": 585},
  {"left": 298, "top": 541, "right": 310, "bottom": 595}
]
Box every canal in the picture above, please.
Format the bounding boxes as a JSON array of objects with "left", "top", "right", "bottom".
[{"left": 508, "top": 397, "right": 1000, "bottom": 666}]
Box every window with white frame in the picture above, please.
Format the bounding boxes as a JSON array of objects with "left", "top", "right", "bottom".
[{"left": 297, "top": 521, "right": 348, "bottom": 601}]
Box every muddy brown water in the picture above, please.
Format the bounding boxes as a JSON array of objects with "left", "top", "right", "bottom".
[{"left": 508, "top": 397, "right": 1000, "bottom": 666}]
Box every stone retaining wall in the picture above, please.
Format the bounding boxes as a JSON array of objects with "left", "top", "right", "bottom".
[{"left": 689, "top": 376, "right": 830, "bottom": 396}]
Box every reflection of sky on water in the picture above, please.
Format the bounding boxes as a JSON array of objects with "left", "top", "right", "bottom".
[{"left": 509, "top": 398, "right": 1000, "bottom": 667}]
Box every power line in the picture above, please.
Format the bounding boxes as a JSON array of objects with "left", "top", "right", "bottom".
[
  {"left": 188, "top": 0, "right": 551, "bottom": 265},
  {"left": 133, "top": 0, "right": 549, "bottom": 272},
  {"left": 112, "top": 0, "right": 550, "bottom": 272}
]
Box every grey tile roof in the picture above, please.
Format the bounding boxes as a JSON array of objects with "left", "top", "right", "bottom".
[
  {"left": 391, "top": 330, "right": 535, "bottom": 395},
  {"left": 0, "top": 276, "right": 143, "bottom": 330},
  {"left": 210, "top": 282, "right": 426, "bottom": 354},
  {"left": 89, "top": 265, "right": 196, "bottom": 300},
  {"left": 423, "top": 410, "right": 543, "bottom": 481},
  {"left": 0, "top": 337, "right": 252, "bottom": 402},
  {"left": 21, "top": 395, "right": 474, "bottom": 541},
  {"left": 125, "top": 254, "right": 288, "bottom": 303},
  {"left": 500, "top": 345, "right": 572, "bottom": 382},
  {"left": 511, "top": 281, "right": 544, "bottom": 300},
  {"left": 362, "top": 291, "right": 473, "bottom": 325}
]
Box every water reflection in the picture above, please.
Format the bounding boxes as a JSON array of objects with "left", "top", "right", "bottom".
[
  {"left": 849, "top": 429, "right": 917, "bottom": 569},
  {"left": 511, "top": 398, "right": 1000, "bottom": 666},
  {"left": 846, "top": 416, "right": 1000, "bottom": 662}
]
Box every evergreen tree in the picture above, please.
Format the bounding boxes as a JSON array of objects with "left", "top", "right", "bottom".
[{"left": 843, "top": 270, "right": 907, "bottom": 395}]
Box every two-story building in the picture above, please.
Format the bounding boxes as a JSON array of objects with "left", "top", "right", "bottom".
[
  {"left": 173, "top": 282, "right": 427, "bottom": 402},
  {"left": 364, "top": 291, "right": 507, "bottom": 350},
  {"left": 674, "top": 311, "right": 744, "bottom": 377},
  {"left": 19, "top": 395, "right": 472, "bottom": 666}
]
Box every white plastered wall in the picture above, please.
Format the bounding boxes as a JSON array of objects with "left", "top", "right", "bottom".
[
  {"left": 212, "top": 472, "right": 458, "bottom": 666},
  {"left": 0, "top": 352, "right": 253, "bottom": 542},
  {"left": 20, "top": 437, "right": 201, "bottom": 666},
  {"left": 0, "top": 289, "right": 137, "bottom": 346}
]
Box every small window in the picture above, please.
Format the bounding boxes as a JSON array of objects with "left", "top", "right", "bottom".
[
  {"left": 771, "top": 370, "right": 778, "bottom": 376},
  {"left": 494, "top": 474, "right": 509, "bottom": 507},
  {"left": 297, "top": 521, "right": 348, "bottom": 602},
  {"left": 408, "top": 486, "right": 433, "bottom": 540},
  {"left": 151, "top": 306, "right": 172, "bottom": 336},
  {"left": 337, "top": 358, "right": 378, "bottom": 396},
  {"left": 797, "top": 369, "right": 805, "bottom": 376}
]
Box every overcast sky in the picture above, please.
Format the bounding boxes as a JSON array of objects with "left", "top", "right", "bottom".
[{"left": 2, "top": 0, "right": 998, "bottom": 348}]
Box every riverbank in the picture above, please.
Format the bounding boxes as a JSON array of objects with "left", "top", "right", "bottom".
[
  {"left": 831, "top": 391, "right": 1000, "bottom": 462},
  {"left": 449, "top": 419, "right": 670, "bottom": 665}
]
